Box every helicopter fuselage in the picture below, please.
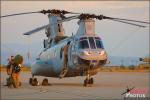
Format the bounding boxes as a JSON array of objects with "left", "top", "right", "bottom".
[{"left": 31, "top": 35, "right": 107, "bottom": 78}]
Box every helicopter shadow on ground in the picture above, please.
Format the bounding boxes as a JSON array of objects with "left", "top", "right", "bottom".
[
  {"left": 19, "top": 81, "right": 123, "bottom": 88},
  {"left": 51, "top": 82, "right": 83, "bottom": 87},
  {"left": 48, "top": 82, "right": 123, "bottom": 88}
]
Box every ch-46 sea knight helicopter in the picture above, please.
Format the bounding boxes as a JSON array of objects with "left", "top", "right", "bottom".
[{"left": 1, "top": 9, "right": 149, "bottom": 86}]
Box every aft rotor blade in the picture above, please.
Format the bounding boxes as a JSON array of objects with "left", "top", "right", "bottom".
[
  {"left": 108, "top": 19, "right": 146, "bottom": 27},
  {"left": 111, "top": 17, "right": 149, "bottom": 24},
  {"left": 1, "top": 11, "right": 40, "bottom": 18},
  {"left": 103, "top": 16, "right": 150, "bottom": 24},
  {"left": 23, "top": 24, "right": 49, "bottom": 35}
]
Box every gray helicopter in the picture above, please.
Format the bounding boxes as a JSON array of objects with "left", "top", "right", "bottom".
[{"left": 1, "top": 9, "right": 149, "bottom": 86}]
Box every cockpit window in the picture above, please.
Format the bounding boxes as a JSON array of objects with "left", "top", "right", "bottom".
[
  {"left": 80, "top": 37, "right": 87, "bottom": 40},
  {"left": 88, "top": 37, "right": 96, "bottom": 49},
  {"left": 96, "top": 40, "right": 104, "bottom": 49},
  {"left": 95, "top": 37, "right": 101, "bottom": 40},
  {"left": 79, "top": 40, "right": 89, "bottom": 49},
  {"left": 78, "top": 37, "right": 104, "bottom": 49}
]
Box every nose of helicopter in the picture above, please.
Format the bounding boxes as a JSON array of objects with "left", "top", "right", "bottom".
[
  {"left": 78, "top": 49, "right": 107, "bottom": 61},
  {"left": 76, "top": 49, "right": 107, "bottom": 66}
]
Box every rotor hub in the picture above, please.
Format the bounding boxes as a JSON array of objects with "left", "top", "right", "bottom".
[
  {"left": 79, "top": 14, "right": 104, "bottom": 20},
  {"left": 40, "top": 9, "right": 70, "bottom": 15}
]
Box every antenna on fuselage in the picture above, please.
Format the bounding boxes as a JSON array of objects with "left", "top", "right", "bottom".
[{"left": 26, "top": 35, "right": 32, "bottom": 67}]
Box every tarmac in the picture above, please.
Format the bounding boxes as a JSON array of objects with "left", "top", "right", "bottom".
[{"left": 0, "top": 71, "right": 149, "bottom": 100}]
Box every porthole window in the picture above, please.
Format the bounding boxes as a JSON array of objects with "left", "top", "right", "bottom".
[{"left": 60, "top": 47, "right": 63, "bottom": 59}]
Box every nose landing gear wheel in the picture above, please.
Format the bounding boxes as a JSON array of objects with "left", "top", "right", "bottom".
[
  {"left": 84, "top": 77, "right": 94, "bottom": 87},
  {"left": 84, "top": 78, "right": 88, "bottom": 87},
  {"left": 89, "top": 78, "right": 94, "bottom": 84}
]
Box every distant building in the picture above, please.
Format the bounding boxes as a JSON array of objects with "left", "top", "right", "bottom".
[{"left": 138, "top": 57, "right": 150, "bottom": 69}]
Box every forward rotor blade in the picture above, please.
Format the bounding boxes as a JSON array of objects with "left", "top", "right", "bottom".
[
  {"left": 103, "top": 16, "right": 150, "bottom": 24},
  {"left": 1, "top": 10, "right": 80, "bottom": 18},
  {"left": 68, "top": 12, "right": 81, "bottom": 14},
  {"left": 1, "top": 11, "right": 40, "bottom": 18},
  {"left": 58, "top": 15, "right": 79, "bottom": 23},
  {"left": 23, "top": 24, "right": 49, "bottom": 35},
  {"left": 108, "top": 19, "right": 146, "bottom": 27}
]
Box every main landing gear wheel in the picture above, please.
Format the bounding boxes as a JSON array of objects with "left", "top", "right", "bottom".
[
  {"left": 29, "top": 77, "right": 39, "bottom": 86},
  {"left": 42, "top": 78, "right": 49, "bottom": 86},
  {"left": 84, "top": 77, "right": 94, "bottom": 87}
]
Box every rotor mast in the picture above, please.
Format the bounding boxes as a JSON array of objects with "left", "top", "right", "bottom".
[
  {"left": 48, "top": 14, "right": 65, "bottom": 38},
  {"left": 77, "top": 19, "right": 95, "bottom": 36},
  {"left": 76, "top": 14, "right": 97, "bottom": 36}
]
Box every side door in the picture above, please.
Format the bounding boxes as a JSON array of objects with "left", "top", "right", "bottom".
[{"left": 71, "top": 40, "right": 78, "bottom": 66}]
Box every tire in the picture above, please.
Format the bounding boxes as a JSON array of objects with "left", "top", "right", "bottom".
[
  {"left": 90, "top": 78, "right": 94, "bottom": 84},
  {"left": 34, "top": 78, "right": 38, "bottom": 86},
  {"left": 42, "top": 78, "right": 48, "bottom": 86},
  {"left": 31, "top": 78, "right": 38, "bottom": 86},
  {"left": 84, "top": 79, "right": 88, "bottom": 87},
  {"left": 29, "top": 78, "right": 33, "bottom": 85}
]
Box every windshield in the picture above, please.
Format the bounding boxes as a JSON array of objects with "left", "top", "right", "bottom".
[
  {"left": 95, "top": 40, "right": 104, "bottom": 49},
  {"left": 78, "top": 37, "right": 104, "bottom": 49},
  {"left": 88, "top": 37, "right": 96, "bottom": 49},
  {"left": 79, "top": 40, "right": 89, "bottom": 49}
]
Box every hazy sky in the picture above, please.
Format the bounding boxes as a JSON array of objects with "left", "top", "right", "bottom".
[{"left": 1, "top": 1, "right": 149, "bottom": 57}]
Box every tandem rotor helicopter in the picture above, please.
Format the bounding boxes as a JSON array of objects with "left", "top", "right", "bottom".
[{"left": 1, "top": 9, "right": 149, "bottom": 86}]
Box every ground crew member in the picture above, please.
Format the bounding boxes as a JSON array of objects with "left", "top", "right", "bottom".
[
  {"left": 12, "top": 55, "right": 23, "bottom": 88},
  {"left": 8, "top": 56, "right": 14, "bottom": 64},
  {"left": 6, "top": 55, "right": 23, "bottom": 88},
  {"left": 6, "top": 56, "right": 14, "bottom": 87},
  {"left": 6, "top": 56, "right": 14, "bottom": 75}
]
